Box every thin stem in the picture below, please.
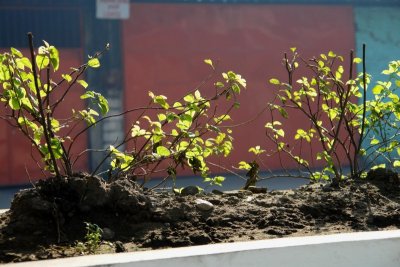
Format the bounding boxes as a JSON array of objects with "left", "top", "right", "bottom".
[
  {"left": 28, "top": 32, "right": 60, "bottom": 177},
  {"left": 357, "top": 44, "right": 367, "bottom": 161}
]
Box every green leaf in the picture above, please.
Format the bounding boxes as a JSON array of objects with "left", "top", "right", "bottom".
[
  {"left": 88, "top": 58, "right": 100, "bottom": 68},
  {"left": 158, "top": 113, "right": 167, "bottom": 121},
  {"left": 370, "top": 139, "right": 380, "bottom": 145},
  {"left": 238, "top": 161, "right": 251, "bottom": 170},
  {"left": 231, "top": 83, "right": 241, "bottom": 94},
  {"left": 77, "top": 79, "right": 88, "bottom": 88},
  {"left": 9, "top": 98, "right": 20, "bottom": 110},
  {"left": 353, "top": 58, "right": 362, "bottom": 64},
  {"left": 48, "top": 46, "right": 59, "bottom": 71},
  {"left": 269, "top": 78, "right": 280, "bottom": 85},
  {"left": 154, "top": 95, "right": 169, "bottom": 109},
  {"left": 393, "top": 160, "right": 400, "bottom": 168},
  {"left": 180, "top": 113, "right": 193, "bottom": 123},
  {"left": 62, "top": 74, "right": 72, "bottom": 83},
  {"left": 371, "top": 164, "right": 386, "bottom": 170},
  {"left": 36, "top": 54, "right": 49, "bottom": 70},
  {"left": 51, "top": 119, "right": 61, "bottom": 132},
  {"left": 17, "top": 57, "right": 32, "bottom": 70},
  {"left": 194, "top": 90, "right": 202, "bottom": 100},
  {"left": 215, "top": 82, "right": 224, "bottom": 88},
  {"left": 372, "top": 85, "right": 384, "bottom": 95},
  {"left": 156, "top": 146, "right": 170, "bottom": 157},
  {"left": 276, "top": 129, "right": 285, "bottom": 137},
  {"left": 248, "top": 145, "right": 266, "bottom": 155},
  {"left": 131, "top": 125, "right": 147, "bottom": 137},
  {"left": 215, "top": 176, "right": 225, "bottom": 183},
  {"left": 11, "top": 47, "right": 23, "bottom": 57},
  {"left": 183, "top": 94, "right": 194, "bottom": 103},
  {"left": 88, "top": 108, "right": 99, "bottom": 116},
  {"left": 328, "top": 109, "right": 338, "bottom": 120},
  {"left": 50, "top": 138, "right": 63, "bottom": 159},
  {"left": 166, "top": 112, "right": 178, "bottom": 122},
  {"left": 177, "top": 141, "right": 189, "bottom": 151},
  {"left": 171, "top": 129, "right": 179, "bottom": 137},
  {"left": 174, "top": 188, "right": 183, "bottom": 194},
  {"left": 277, "top": 107, "right": 288, "bottom": 118},
  {"left": 213, "top": 176, "right": 225, "bottom": 186},
  {"left": 80, "top": 91, "right": 95, "bottom": 99},
  {"left": 97, "top": 94, "right": 109, "bottom": 115},
  {"left": 204, "top": 59, "right": 214, "bottom": 69}
]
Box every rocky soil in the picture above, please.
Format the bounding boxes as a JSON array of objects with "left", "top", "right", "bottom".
[{"left": 0, "top": 168, "right": 399, "bottom": 263}]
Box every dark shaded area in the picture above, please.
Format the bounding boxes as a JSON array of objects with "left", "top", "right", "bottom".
[
  {"left": 0, "top": 8, "right": 81, "bottom": 48},
  {"left": 0, "top": 169, "right": 399, "bottom": 263}
]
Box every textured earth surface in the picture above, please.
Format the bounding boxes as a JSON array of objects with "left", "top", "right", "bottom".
[{"left": 0, "top": 168, "right": 399, "bottom": 263}]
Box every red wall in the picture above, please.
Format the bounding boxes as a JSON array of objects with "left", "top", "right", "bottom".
[
  {"left": 0, "top": 49, "right": 87, "bottom": 185},
  {"left": 122, "top": 3, "right": 355, "bottom": 175}
]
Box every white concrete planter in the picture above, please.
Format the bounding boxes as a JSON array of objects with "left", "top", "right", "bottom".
[{"left": 6, "top": 230, "right": 400, "bottom": 267}]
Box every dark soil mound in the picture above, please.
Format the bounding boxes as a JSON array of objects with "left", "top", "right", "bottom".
[{"left": 0, "top": 169, "right": 399, "bottom": 263}]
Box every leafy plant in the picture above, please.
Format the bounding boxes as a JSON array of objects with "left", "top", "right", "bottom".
[
  {"left": 362, "top": 59, "right": 400, "bottom": 170},
  {"left": 0, "top": 35, "right": 246, "bottom": 188},
  {"left": 0, "top": 33, "right": 109, "bottom": 178},
  {"left": 243, "top": 46, "right": 400, "bottom": 186},
  {"left": 75, "top": 222, "right": 103, "bottom": 254},
  {"left": 103, "top": 60, "right": 246, "bottom": 188}
]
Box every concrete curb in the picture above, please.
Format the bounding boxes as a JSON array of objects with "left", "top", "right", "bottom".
[{"left": 5, "top": 230, "right": 400, "bottom": 267}]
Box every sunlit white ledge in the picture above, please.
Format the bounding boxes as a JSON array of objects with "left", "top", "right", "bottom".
[{"left": 5, "top": 229, "right": 400, "bottom": 267}]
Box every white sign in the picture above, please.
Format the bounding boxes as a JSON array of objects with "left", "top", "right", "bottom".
[{"left": 96, "top": 0, "right": 130, "bottom": 20}]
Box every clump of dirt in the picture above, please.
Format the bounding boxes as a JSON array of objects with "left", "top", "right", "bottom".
[{"left": 0, "top": 169, "right": 399, "bottom": 263}]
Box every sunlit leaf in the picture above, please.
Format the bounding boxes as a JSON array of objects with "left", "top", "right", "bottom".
[
  {"left": 269, "top": 78, "right": 280, "bottom": 85},
  {"left": 88, "top": 58, "right": 100, "bottom": 68},
  {"left": 48, "top": 46, "right": 59, "bottom": 71},
  {"left": 77, "top": 79, "right": 88, "bottom": 88},
  {"left": 11, "top": 47, "right": 23, "bottom": 57},
  {"left": 328, "top": 51, "right": 336, "bottom": 58},
  {"left": 372, "top": 85, "right": 384, "bottom": 95},
  {"left": 156, "top": 146, "right": 171, "bottom": 157},
  {"left": 62, "top": 74, "right": 72, "bottom": 83},
  {"left": 204, "top": 59, "right": 214, "bottom": 69},
  {"left": 36, "top": 53, "right": 49, "bottom": 70},
  {"left": 370, "top": 139, "right": 380, "bottom": 145}
]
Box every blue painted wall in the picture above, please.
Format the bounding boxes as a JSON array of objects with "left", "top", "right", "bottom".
[{"left": 355, "top": 7, "right": 400, "bottom": 166}]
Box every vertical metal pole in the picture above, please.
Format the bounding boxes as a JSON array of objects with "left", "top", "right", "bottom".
[{"left": 83, "top": 0, "right": 125, "bottom": 176}]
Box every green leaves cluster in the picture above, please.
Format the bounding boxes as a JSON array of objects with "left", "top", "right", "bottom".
[
  {"left": 364, "top": 60, "right": 400, "bottom": 169},
  {"left": 109, "top": 65, "right": 246, "bottom": 186},
  {"left": 76, "top": 222, "right": 103, "bottom": 254},
  {"left": 256, "top": 48, "right": 400, "bottom": 184},
  {"left": 7, "top": 37, "right": 400, "bottom": 191},
  {"left": 0, "top": 37, "right": 109, "bottom": 176},
  {"left": 1, "top": 38, "right": 247, "bottom": 189}
]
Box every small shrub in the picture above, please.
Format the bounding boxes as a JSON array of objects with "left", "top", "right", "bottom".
[
  {"left": 75, "top": 222, "right": 103, "bottom": 254},
  {"left": 0, "top": 33, "right": 109, "bottom": 178},
  {"left": 238, "top": 46, "right": 400, "bottom": 186},
  {"left": 0, "top": 35, "right": 246, "bottom": 188}
]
